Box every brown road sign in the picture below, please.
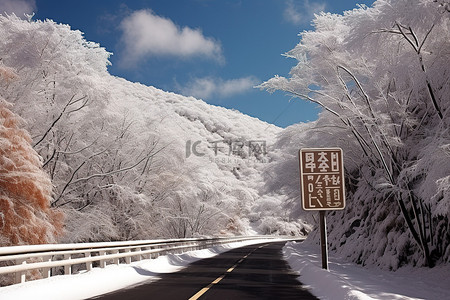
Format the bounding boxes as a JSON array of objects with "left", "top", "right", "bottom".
[{"left": 299, "top": 148, "right": 346, "bottom": 211}]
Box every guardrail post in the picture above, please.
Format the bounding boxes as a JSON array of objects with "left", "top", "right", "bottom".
[
  {"left": 125, "top": 249, "right": 131, "bottom": 264},
  {"left": 99, "top": 251, "right": 106, "bottom": 268},
  {"left": 113, "top": 250, "right": 119, "bottom": 265},
  {"left": 85, "top": 252, "right": 92, "bottom": 271},
  {"left": 15, "top": 258, "right": 26, "bottom": 284},
  {"left": 136, "top": 248, "right": 142, "bottom": 261},
  {"left": 64, "top": 254, "right": 71, "bottom": 275},
  {"left": 42, "top": 255, "right": 52, "bottom": 278}
]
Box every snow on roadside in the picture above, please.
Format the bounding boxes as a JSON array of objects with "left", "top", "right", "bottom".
[
  {"left": 0, "top": 239, "right": 277, "bottom": 300},
  {"left": 283, "top": 241, "right": 450, "bottom": 300}
]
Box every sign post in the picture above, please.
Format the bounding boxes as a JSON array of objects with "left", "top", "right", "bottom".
[
  {"left": 299, "top": 148, "right": 346, "bottom": 270},
  {"left": 319, "top": 210, "right": 328, "bottom": 270}
]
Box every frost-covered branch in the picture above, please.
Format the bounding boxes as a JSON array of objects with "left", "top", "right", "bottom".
[{"left": 33, "top": 94, "right": 88, "bottom": 147}]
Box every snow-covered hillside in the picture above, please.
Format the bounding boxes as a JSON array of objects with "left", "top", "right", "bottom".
[
  {"left": 261, "top": 0, "right": 449, "bottom": 270},
  {"left": 0, "top": 14, "right": 307, "bottom": 247}
]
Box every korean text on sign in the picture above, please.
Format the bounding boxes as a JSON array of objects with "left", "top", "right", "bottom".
[{"left": 299, "top": 148, "right": 346, "bottom": 210}]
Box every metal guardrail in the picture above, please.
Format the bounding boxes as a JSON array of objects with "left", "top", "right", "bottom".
[{"left": 0, "top": 236, "right": 278, "bottom": 285}]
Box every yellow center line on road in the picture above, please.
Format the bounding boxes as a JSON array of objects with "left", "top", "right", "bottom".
[
  {"left": 226, "top": 265, "right": 237, "bottom": 273},
  {"left": 212, "top": 275, "right": 226, "bottom": 284},
  {"left": 188, "top": 244, "right": 268, "bottom": 300}
]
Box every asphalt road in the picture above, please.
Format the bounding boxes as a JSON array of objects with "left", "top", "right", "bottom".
[{"left": 90, "top": 241, "right": 318, "bottom": 299}]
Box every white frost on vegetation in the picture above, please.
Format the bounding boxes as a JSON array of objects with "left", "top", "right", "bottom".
[{"left": 0, "top": 14, "right": 306, "bottom": 247}]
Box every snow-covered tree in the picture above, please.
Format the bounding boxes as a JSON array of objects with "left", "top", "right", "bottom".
[
  {"left": 261, "top": 0, "right": 449, "bottom": 268},
  {"left": 0, "top": 65, "right": 63, "bottom": 246}
]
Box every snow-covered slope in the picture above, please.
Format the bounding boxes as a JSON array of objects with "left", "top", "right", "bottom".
[
  {"left": 0, "top": 14, "right": 306, "bottom": 245},
  {"left": 261, "top": 0, "right": 450, "bottom": 270}
]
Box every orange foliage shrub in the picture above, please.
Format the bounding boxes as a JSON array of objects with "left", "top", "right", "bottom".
[{"left": 0, "top": 68, "right": 63, "bottom": 246}]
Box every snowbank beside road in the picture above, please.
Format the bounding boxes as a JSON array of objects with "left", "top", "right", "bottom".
[{"left": 284, "top": 241, "right": 450, "bottom": 300}]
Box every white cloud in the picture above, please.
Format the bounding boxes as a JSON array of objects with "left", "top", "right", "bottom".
[
  {"left": 178, "top": 76, "right": 260, "bottom": 100},
  {"left": 119, "top": 9, "right": 224, "bottom": 66},
  {"left": 284, "top": 0, "right": 325, "bottom": 25},
  {"left": 0, "top": 0, "right": 36, "bottom": 17}
]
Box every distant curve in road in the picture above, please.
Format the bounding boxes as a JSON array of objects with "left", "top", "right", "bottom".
[{"left": 90, "top": 241, "right": 318, "bottom": 300}]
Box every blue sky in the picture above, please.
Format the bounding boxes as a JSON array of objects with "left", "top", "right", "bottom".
[{"left": 2, "top": 0, "right": 374, "bottom": 127}]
